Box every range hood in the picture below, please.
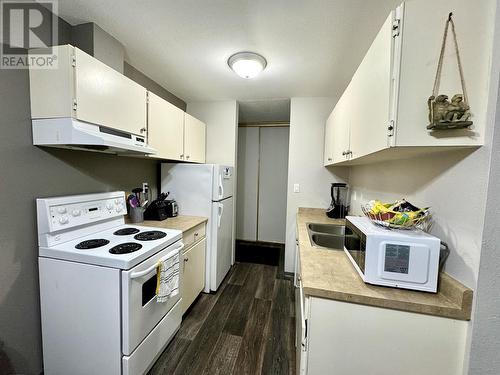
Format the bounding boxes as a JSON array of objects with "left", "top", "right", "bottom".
[{"left": 32, "top": 118, "right": 156, "bottom": 155}]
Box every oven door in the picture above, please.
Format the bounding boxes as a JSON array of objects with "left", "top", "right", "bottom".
[{"left": 121, "top": 240, "right": 184, "bottom": 355}]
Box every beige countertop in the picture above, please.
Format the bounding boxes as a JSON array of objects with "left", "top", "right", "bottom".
[
  {"left": 126, "top": 215, "right": 208, "bottom": 233},
  {"left": 297, "top": 207, "right": 473, "bottom": 320}
]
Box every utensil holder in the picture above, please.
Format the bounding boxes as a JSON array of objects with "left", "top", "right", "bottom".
[{"left": 129, "top": 207, "right": 144, "bottom": 223}]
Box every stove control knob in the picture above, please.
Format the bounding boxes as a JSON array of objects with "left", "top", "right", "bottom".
[
  {"left": 116, "top": 205, "right": 123, "bottom": 213},
  {"left": 59, "top": 216, "right": 69, "bottom": 225},
  {"left": 72, "top": 209, "right": 81, "bottom": 217},
  {"left": 106, "top": 203, "right": 113, "bottom": 210},
  {"left": 115, "top": 199, "right": 120, "bottom": 205},
  {"left": 57, "top": 207, "right": 67, "bottom": 214}
]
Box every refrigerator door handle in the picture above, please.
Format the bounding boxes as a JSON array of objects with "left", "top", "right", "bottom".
[
  {"left": 218, "top": 174, "right": 224, "bottom": 200},
  {"left": 218, "top": 203, "right": 224, "bottom": 228}
]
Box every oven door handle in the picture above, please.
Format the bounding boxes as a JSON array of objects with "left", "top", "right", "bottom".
[{"left": 129, "top": 242, "right": 184, "bottom": 279}]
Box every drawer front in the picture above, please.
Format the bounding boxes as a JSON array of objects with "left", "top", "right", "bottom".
[
  {"left": 122, "top": 300, "right": 182, "bottom": 375},
  {"left": 182, "top": 238, "right": 206, "bottom": 313},
  {"left": 183, "top": 222, "right": 206, "bottom": 251}
]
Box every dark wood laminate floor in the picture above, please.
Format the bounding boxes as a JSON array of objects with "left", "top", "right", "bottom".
[{"left": 149, "top": 262, "right": 296, "bottom": 375}]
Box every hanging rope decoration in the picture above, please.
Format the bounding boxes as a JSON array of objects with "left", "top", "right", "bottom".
[{"left": 427, "top": 13, "right": 472, "bottom": 130}]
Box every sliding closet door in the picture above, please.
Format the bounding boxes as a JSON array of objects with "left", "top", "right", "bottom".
[
  {"left": 236, "top": 127, "right": 259, "bottom": 241},
  {"left": 257, "top": 127, "right": 290, "bottom": 243}
]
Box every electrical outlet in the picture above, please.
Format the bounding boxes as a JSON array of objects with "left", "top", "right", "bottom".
[
  {"left": 142, "top": 182, "right": 149, "bottom": 194},
  {"left": 293, "top": 183, "right": 300, "bottom": 193}
]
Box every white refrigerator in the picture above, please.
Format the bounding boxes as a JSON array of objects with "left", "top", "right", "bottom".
[{"left": 161, "top": 164, "right": 234, "bottom": 292}]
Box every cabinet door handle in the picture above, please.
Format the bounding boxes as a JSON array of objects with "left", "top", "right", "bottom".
[
  {"left": 194, "top": 232, "right": 199, "bottom": 237},
  {"left": 180, "top": 154, "right": 184, "bottom": 159},
  {"left": 186, "top": 155, "right": 190, "bottom": 159},
  {"left": 140, "top": 127, "right": 147, "bottom": 133},
  {"left": 327, "top": 157, "right": 332, "bottom": 161},
  {"left": 342, "top": 151, "right": 347, "bottom": 156},
  {"left": 184, "top": 257, "right": 189, "bottom": 263}
]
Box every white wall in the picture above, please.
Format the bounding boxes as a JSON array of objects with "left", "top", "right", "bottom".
[
  {"left": 467, "top": 83, "right": 500, "bottom": 375},
  {"left": 284, "top": 97, "right": 349, "bottom": 272},
  {"left": 467, "top": 1, "right": 500, "bottom": 372},
  {"left": 186, "top": 100, "right": 239, "bottom": 166}
]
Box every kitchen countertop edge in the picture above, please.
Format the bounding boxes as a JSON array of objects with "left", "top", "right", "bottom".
[{"left": 126, "top": 215, "right": 208, "bottom": 233}]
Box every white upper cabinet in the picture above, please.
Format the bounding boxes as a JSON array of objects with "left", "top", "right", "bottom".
[
  {"left": 325, "top": 90, "right": 351, "bottom": 166},
  {"left": 183, "top": 113, "right": 206, "bottom": 163},
  {"left": 325, "top": 0, "right": 493, "bottom": 166},
  {"left": 324, "top": 110, "right": 335, "bottom": 165},
  {"left": 30, "top": 44, "right": 207, "bottom": 162},
  {"left": 394, "top": 0, "right": 490, "bottom": 147},
  {"left": 30, "top": 45, "right": 147, "bottom": 136},
  {"left": 348, "top": 11, "right": 394, "bottom": 160},
  {"left": 147, "top": 92, "right": 185, "bottom": 160},
  {"left": 74, "top": 48, "right": 147, "bottom": 136}
]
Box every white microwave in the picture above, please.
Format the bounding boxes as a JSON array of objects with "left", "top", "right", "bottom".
[{"left": 344, "top": 216, "right": 441, "bottom": 293}]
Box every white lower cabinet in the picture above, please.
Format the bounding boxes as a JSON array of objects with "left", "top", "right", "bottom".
[
  {"left": 181, "top": 237, "right": 206, "bottom": 314},
  {"left": 298, "top": 296, "right": 468, "bottom": 375}
]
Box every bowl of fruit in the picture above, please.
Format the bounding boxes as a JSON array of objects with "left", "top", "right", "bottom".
[{"left": 361, "top": 199, "right": 431, "bottom": 230}]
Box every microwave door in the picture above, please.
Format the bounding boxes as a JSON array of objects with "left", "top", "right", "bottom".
[{"left": 345, "top": 224, "right": 365, "bottom": 274}]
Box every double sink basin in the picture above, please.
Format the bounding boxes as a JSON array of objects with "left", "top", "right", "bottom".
[{"left": 307, "top": 223, "right": 349, "bottom": 251}]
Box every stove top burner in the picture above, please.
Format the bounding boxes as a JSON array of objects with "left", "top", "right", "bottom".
[
  {"left": 113, "top": 227, "right": 140, "bottom": 236},
  {"left": 75, "top": 239, "right": 110, "bottom": 250},
  {"left": 109, "top": 242, "right": 143, "bottom": 254},
  {"left": 134, "top": 230, "right": 167, "bottom": 241}
]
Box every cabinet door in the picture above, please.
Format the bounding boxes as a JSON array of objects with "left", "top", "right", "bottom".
[
  {"left": 29, "top": 45, "right": 74, "bottom": 119},
  {"left": 331, "top": 92, "right": 351, "bottom": 164},
  {"left": 348, "top": 11, "right": 394, "bottom": 160},
  {"left": 181, "top": 238, "right": 206, "bottom": 314},
  {"left": 323, "top": 110, "right": 335, "bottom": 165},
  {"left": 307, "top": 297, "right": 467, "bottom": 375},
  {"left": 147, "top": 92, "right": 184, "bottom": 160},
  {"left": 184, "top": 113, "right": 206, "bottom": 163},
  {"left": 396, "top": 1, "right": 486, "bottom": 146},
  {"left": 74, "top": 48, "right": 147, "bottom": 136},
  {"left": 295, "top": 280, "right": 308, "bottom": 375}
]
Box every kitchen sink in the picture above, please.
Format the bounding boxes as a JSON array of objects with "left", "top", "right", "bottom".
[
  {"left": 310, "top": 233, "right": 344, "bottom": 250},
  {"left": 307, "top": 223, "right": 345, "bottom": 235},
  {"left": 307, "top": 222, "right": 347, "bottom": 250}
]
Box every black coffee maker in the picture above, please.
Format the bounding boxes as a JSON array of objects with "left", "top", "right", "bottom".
[{"left": 326, "top": 183, "right": 350, "bottom": 219}]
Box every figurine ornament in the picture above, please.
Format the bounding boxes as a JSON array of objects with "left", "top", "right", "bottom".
[{"left": 427, "top": 13, "right": 472, "bottom": 130}]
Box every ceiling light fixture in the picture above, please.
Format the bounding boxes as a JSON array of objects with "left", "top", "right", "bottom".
[{"left": 228, "top": 52, "right": 267, "bottom": 79}]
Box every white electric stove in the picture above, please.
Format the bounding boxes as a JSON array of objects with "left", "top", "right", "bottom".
[{"left": 37, "top": 191, "right": 184, "bottom": 375}]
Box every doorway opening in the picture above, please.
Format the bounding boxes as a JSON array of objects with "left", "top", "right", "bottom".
[{"left": 235, "top": 99, "right": 290, "bottom": 266}]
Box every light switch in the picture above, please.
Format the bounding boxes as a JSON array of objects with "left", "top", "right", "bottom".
[{"left": 293, "top": 183, "right": 300, "bottom": 193}]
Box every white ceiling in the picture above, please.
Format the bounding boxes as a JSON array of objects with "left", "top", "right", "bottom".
[{"left": 57, "top": 0, "right": 402, "bottom": 103}]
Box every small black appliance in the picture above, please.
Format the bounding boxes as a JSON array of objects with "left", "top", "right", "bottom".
[
  {"left": 326, "top": 183, "right": 350, "bottom": 219},
  {"left": 144, "top": 192, "right": 178, "bottom": 220}
]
